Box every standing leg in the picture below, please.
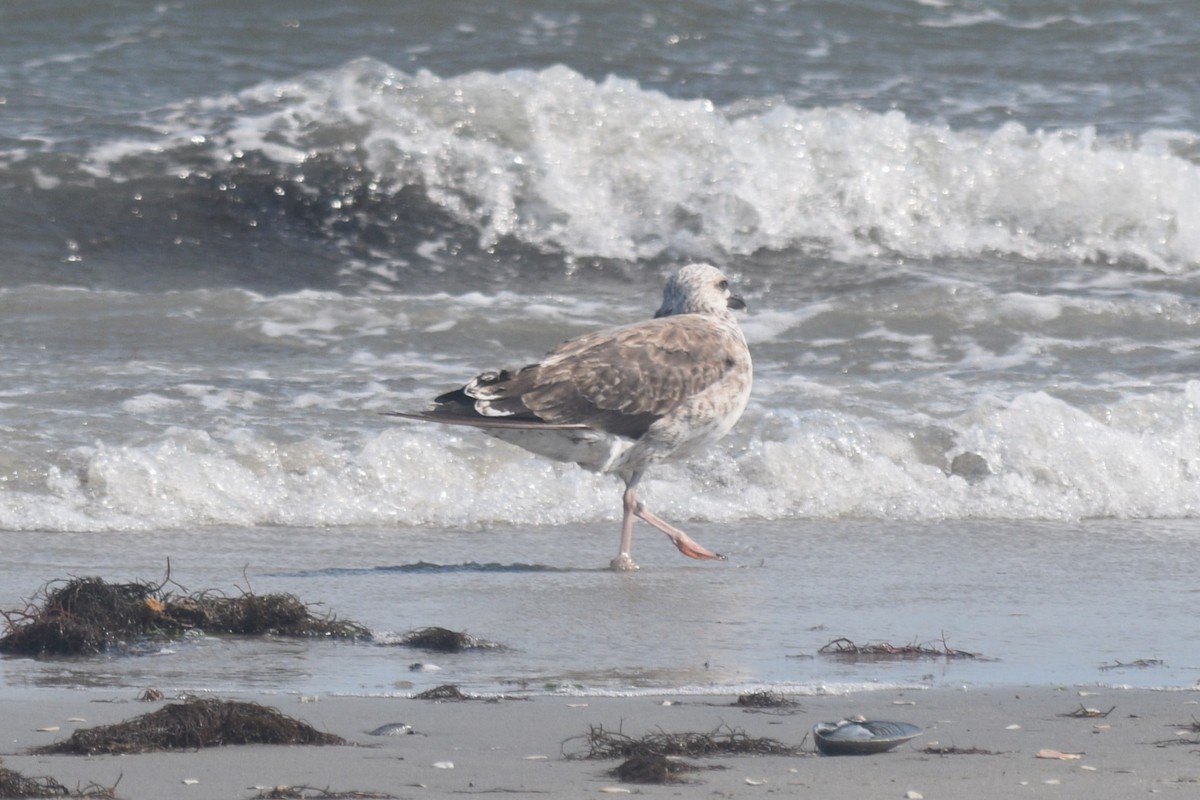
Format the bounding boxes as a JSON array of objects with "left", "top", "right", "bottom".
[{"left": 610, "top": 471, "right": 641, "bottom": 571}]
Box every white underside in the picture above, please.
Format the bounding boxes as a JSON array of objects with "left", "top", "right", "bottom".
[{"left": 485, "top": 428, "right": 633, "bottom": 474}]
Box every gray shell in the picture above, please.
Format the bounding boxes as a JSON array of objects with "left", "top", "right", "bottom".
[{"left": 813, "top": 720, "right": 923, "bottom": 755}]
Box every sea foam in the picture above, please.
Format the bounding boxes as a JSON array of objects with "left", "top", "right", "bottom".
[
  {"left": 79, "top": 59, "right": 1200, "bottom": 272},
  {"left": 6, "top": 382, "right": 1200, "bottom": 533}
]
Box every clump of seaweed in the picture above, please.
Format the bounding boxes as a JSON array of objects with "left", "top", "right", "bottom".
[
  {"left": 0, "top": 758, "right": 116, "bottom": 798},
  {"left": 1099, "top": 658, "right": 1163, "bottom": 671},
  {"left": 0, "top": 577, "right": 161, "bottom": 657},
  {"left": 392, "top": 627, "right": 501, "bottom": 653},
  {"left": 0, "top": 574, "right": 370, "bottom": 657},
  {"left": 610, "top": 754, "right": 700, "bottom": 784},
  {"left": 818, "top": 634, "right": 978, "bottom": 660},
  {"left": 920, "top": 745, "right": 997, "bottom": 755},
  {"left": 1060, "top": 704, "right": 1116, "bottom": 718},
  {"left": 165, "top": 591, "right": 366, "bottom": 638},
  {"left": 32, "top": 697, "right": 345, "bottom": 755},
  {"left": 413, "top": 684, "right": 469, "bottom": 701},
  {"left": 735, "top": 690, "right": 800, "bottom": 709},
  {"left": 563, "top": 723, "right": 801, "bottom": 760},
  {"left": 250, "top": 787, "right": 395, "bottom": 799}
]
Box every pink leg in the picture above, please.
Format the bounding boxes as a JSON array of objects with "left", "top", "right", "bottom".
[
  {"left": 634, "top": 504, "right": 725, "bottom": 561},
  {"left": 610, "top": 471, "right": 724, "bottom": 568}
]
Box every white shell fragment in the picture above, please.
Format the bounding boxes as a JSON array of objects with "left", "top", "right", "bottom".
[{"left": 1036, "top": 749, "right": 1083, "bottom": 760}]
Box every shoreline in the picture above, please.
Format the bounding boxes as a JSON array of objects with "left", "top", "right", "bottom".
[{"left": 4, "top": 684, "right": 1199, "bottom": 799}]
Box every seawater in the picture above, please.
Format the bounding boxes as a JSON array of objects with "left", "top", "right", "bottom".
[
  {"left": 2, "top": 0, "right": 1199, "bottom": 693},
  {"left": 1, "top": 519, "right": 1197, "bottom": 696}
]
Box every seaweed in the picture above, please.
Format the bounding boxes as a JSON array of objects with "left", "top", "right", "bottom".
[
  {"left": 920, "top": 745, "right": 997, "bottom": 755},
  {"left": 1060, "top": 704, "right": 1116, "bottom": 718},
  {"left": 0, "top": 759, "right": 116, "bottom": 798},
  {"left": 392, "top": 627, "right": 501, "bottom": 653},
  {"left": 250, "top": 787, "right": 395, "bottom": 799},
  {"left": 818, "top": 634, "right": 978, "bottom": 660},
  {"left": 413, "top": 684, "right": 469, "bottom": 701},
  {"left": 610, "top": 754, "right": 700, "bottom": 784},
  {"left": 0, "top": 575, "right": 370, "bottom": 657},
  {"left": 735, "top": 690, "right": 800, "bottom": 709},
  {"left": 1098, "top": 658, "right": 1163, "bottom": 671},
  {"left": 563, "top": 723, "right": 801, "bottom": 760},
  {"left": 0, "top": 577, "right": 161, "bottom": 657},
  {"left": 32, "top": 697, "right": 344, "bottom": 755}
]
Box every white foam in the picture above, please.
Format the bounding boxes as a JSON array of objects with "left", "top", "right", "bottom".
[
  {"left": 121, "top": 393, "right": 183, "bottom": 413},
  {"left": 5, "top": 379, "right": 1200, "bottom": 533}
]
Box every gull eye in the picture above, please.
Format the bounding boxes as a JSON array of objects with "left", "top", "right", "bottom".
[{"left": 717, "top": 279, "right": 728, "bottom": 291}]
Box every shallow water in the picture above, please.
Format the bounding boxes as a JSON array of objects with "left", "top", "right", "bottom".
[{"left": 2, "top": 519, "right": 1196, "bottom": 697}]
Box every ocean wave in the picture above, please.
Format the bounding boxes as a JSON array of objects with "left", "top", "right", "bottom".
[
  {"left": 6, "top": 383, "right": 1200, "bottom": 532},
  {"left": 55, "top": 59, "right": 1198, "bottom": 273}
]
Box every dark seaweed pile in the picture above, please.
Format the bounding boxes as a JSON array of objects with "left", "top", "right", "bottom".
[
  {"left": 33, "top": 697, "right": 345, "bottom": 755},
  {"left": 0, "top": 577, "right": 370, "bottom": 657}
]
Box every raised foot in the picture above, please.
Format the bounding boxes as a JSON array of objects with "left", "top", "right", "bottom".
[
  {"left": 610, "top": 553, "right": 640, "bottom": 572},
  {"left": 672, "top": 538, "right": 727, "bottom": 562}
]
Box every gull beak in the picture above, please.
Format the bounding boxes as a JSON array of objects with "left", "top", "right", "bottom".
[{"left": 727, "top": 294, "right": 746, "bottom": 311}]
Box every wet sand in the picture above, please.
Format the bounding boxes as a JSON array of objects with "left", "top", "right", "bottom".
[{"left": 4, "top": 685, "right": 1199, "bottom": 799}]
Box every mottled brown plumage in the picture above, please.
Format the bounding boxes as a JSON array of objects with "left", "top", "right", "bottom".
[{"left": 389, "top": 263, "right": 752, "bottom": 570}]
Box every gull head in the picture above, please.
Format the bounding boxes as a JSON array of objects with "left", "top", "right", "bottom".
[{"left": 655, "top": 263, "right": 746, "bottom": 318}]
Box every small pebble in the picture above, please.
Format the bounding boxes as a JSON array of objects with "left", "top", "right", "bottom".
[
  {"left": 599, "top": 788, "right": 631, "bottom": 794},
  {"left": 432, "top": 761, "right": 454, "bottom": 769},
  {"left": 745, "top": 778, "right": 767, "bottom": 786},
  {"left": 182, "top": 778, "right": 199, "bottom": 786},
  {"left": 1005, "top": 724, "right": 1021, "bottom": 730},
  {"left": 906, "top": 792, "right": 924, "bottom": 800}
]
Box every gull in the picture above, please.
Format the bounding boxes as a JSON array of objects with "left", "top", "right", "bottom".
[{"left": 391, "top": 263, "right": 752, "bottom": 570}]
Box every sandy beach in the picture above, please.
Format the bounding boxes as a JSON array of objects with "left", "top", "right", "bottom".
[{"left": 4, "top": 685, "right": 1199, "bottom": 799}]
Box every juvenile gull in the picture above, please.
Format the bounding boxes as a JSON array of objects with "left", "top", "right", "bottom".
[{"left": 391, "top": 263, "right": 752, "bottom": 571}]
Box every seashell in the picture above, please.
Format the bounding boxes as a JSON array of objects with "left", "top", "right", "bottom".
[
  {"left": 813, "top": 719, "right": 922, "bottom": 755},
  {"left": 368, "top": 722, "right": 414, "bottom": 736}
]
